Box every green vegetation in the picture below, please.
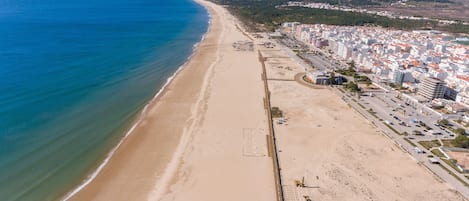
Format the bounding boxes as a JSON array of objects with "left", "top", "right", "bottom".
[
  {"left": 384, "top": 122, "right": 401, "bottom": 135},
  {"left": 329, "top": 72, "right": 336, "bottom": 85},
  {"left": 441, "top": 136, "right": 469, "bottom": 149},
  {"left": 453, "top": 135, "right": 469, "bottom": 148},
  {"left": 438, "top": 119, "right": 450, "bottom": 126},
  {"left": 404, "top": 137, "right": 417, "bottom": 146},
  {"left": 431, "top": 149, "right": 445, "bottom": 158},
  {"left": 354, "top": 75, "right": 371, "bottom": 83},
  {"left": 455, "top": 128, "right": 466, "bottom": 135},
  {"left": 418, "top": 140, "right": 442, "bottom": 150},
  {"left": 438, "top": 121, "right": 469, "bottom": 148},
  {"left": 357, "top": 102, "right": 366, "bottom": 109},
  {"left": 211, "top": 0, "right": 469, "bottom": 33},
  {"left": 344, "top": 81, "right": 360, "bottom": 93},
  {"left": 364, "top": 79, "right": 372, "bottom": 87},
  {"left": 442, "top": 139, "right": 456, "bottom": 148},
  {"left": 412, "top": 130, "right": 423, "bottom": 135},
  {"left": 438, "top": 163, "right": 469, "bottom": 187},
  {"left": 294, "top": 179, "right": 305, "bottom": 187},
  {"left": 389, "top": 83, "right": 408, "bottom": 90},
  {"left": 336, "top": 62, "right": 358, "bottom": 77},
  {"left": 271, "top": 107, "right": 283, "bottom": 118},
  {"left": 442, "top": 158, "right": 462, "bottom": 173}
]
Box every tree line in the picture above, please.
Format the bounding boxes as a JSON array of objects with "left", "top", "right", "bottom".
[{"left": 210, "top": 0, "right": 468, "bottom": 33}]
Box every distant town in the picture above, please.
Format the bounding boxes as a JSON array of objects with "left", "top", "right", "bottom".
[
  {"left": 283, "top": 22, "right": 469, "bottom": 113},
  {"left": 280, "top": 1, "right": 469, "bottom": 25}
]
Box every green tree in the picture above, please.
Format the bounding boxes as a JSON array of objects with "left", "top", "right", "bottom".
[
  {"left": 348, "top": 61, "right": 356, "bottom": 74},
  {"left": 453, "top": 135, "right": 469, "bottom": 148},
  {"left": 438, "top": 119, "right": 449, "bottom": 126},
  {"left": 329, "top": 72, "right": 336, "bottom": 85},
  {"left": 357, "top": 91, "right": 363, "bottom": 99},
  {"left": 344, "top": 81, "right": 360, "bottom": 92},
  {"left": 365, "top": 80, "right": 372, "bottom": 87},
  {"left": 455, "top": 128, "right": 466, "bottom": 135}
]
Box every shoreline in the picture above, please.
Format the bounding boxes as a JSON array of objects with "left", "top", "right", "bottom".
[
  {"left": 62, "top": 32, "right": 209, "bottom": 200},
  {"left": 62, "top": 0, "right": 217, "bottom": 200}
]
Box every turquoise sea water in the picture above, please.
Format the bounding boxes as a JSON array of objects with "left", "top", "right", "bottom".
[{"left": 0, "top": 0, "right": 209, "bottom": 200}]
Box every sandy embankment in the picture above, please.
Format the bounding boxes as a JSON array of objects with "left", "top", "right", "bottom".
[
  {"left": 69, "top": 0, "right": 276, "bottom": 201},
  {"left": 259, "top": 45, "right": 467, "bottom": 201}
]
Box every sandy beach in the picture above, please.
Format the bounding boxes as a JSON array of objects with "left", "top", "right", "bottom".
[
  {"left": 68, "top": 0, "right": 276, "bottom": 200},
  {"left": 64, "top": 0, "right": 467, "bottom": 200},
  {"left": 258, "top": 44, "right": 467, "bottom": 201}
]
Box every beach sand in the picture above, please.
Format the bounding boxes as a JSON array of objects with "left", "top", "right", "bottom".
[
  {"left": 68, "top": 0, "right": 276, "bottom": 200},
  {"left": 259, "top": 45, "right": 467, "bottom": 201},
  {"left": 66, "top": 0, "right": 466, "bottom": 200}
]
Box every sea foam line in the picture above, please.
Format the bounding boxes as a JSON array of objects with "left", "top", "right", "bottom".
[{"left": 61, "top": 14, "right": 211, "bottom": 201}]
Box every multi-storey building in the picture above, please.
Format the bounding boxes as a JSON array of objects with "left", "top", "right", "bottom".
[{"left": 418, "top": 77, "right": 446, "bottom": 101}]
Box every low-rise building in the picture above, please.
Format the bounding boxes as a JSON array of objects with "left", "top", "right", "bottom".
[
  {"left": 306, "top": 71, "right": 330, "bottom": 85},
  {"left": 446, "top": 103, "right": 468, "bottom": 113}
]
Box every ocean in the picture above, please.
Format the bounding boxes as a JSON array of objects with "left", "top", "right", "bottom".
[{"left": 0, "top": 0, "right": 209, "bottom": 200}]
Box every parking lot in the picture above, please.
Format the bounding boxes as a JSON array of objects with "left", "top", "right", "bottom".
[{"left": 358, "top": 88, "right": 455, "bottom": 142}]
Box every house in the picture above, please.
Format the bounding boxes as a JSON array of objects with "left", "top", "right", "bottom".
[{"left": 445, "top": 103, "right": 468, "bottom": 113}]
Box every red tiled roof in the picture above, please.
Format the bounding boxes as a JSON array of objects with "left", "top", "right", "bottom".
[{"left": 457, "top": 75, "right": 469, "bottom": 83}]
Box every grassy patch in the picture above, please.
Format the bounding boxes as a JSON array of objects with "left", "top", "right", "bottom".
[
  {"left": 431, "top": 149, "right": 445, "bottom": 158},
  {"left": 418, "top": 140, "right": 442, "bottom": 150},
  {"left": 271, "top": 107, "right": 283, "bottom": 118},
  {"left": 442, "top": 139, "right": 456, "bottom": 148},
  {"left": 403, "top": 137, "right": 417, "bottom": 147},
  {"left": 442, "top": 158, "right": 462, "bottom": 173}
]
